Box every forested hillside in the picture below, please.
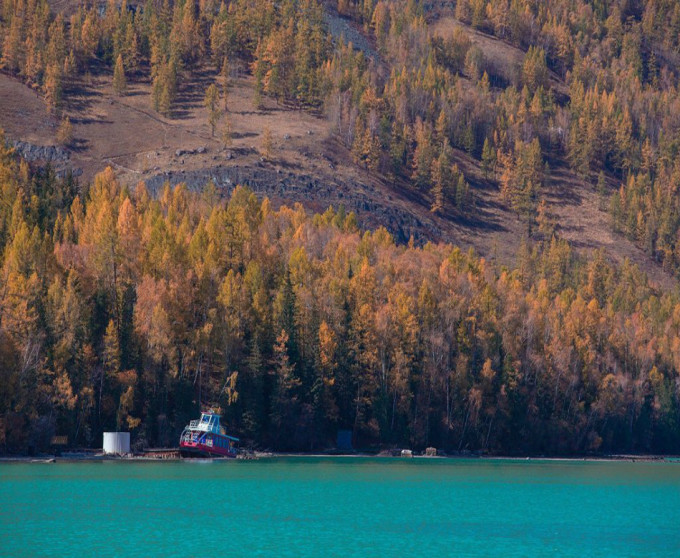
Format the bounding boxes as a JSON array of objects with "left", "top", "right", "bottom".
[
  {"left": 2, "top": 1, "right": 680, "bottom": 454},
  {"left": 0, "top": 143, "right": 678, "bottom": 454},
  {"left": 3, "top": 0, "right": 680, "bottom": 272}
]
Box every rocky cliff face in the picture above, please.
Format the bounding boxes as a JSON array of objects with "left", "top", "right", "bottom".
[
  {"left": 145, "top": 164, "right": 441, "bottom": 244},
  {"left": 11, "top": 140, "right": 82, "bottom": 178},
  {"left": 12, "top": 141, "right": 70, "bottom": 162}
]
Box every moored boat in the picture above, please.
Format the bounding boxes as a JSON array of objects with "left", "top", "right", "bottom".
[{"left": 179, "top": 410, "right": 239, "bottom": 458}]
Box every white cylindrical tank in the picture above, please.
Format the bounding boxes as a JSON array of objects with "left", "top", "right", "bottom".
[{"left": 103, "top": 432, "right": 130, "bottom": 454}]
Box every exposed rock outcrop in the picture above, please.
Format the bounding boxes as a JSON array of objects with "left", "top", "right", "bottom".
[
  {"left": 145, "top": 165, "right": 440, "bottom": 243},
  {"left": 11, "top": 140, "right": 82, "bottom": 178},
  {"left": 12, "top": 141, "right": 69, "bottom": 163}
]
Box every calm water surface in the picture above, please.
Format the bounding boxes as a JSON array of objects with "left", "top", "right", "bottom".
[{"left": 1, "top": 457, "right": 679, "bottom": 557}]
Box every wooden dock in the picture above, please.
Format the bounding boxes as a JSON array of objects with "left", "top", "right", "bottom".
[{"left": 140, "top": 448, "right": 181, "bottom": 459}]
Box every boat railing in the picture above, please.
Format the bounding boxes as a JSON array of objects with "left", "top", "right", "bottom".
[{"left": 189, "top": 420, "right": 199, "bottom": 429}]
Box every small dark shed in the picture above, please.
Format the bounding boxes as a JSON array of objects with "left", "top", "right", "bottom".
[{"left": 336, "top": 430, "right": 353, "bottom": 451}]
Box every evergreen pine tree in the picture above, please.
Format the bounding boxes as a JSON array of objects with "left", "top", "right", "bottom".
[
  {"left": 1, "top": 16, "right": 23, "bottom": 74},
  {"left": 261, "top": 126, "right": 273, "bottom": 159},
  {"left": 455, "top": 173, "right": 469, "bottom": 209},
  {"left": 482, "top": 137, "right": 496, "bottom": 179},
  {"left": 56, "top": 115, "right": 73, "bottom": 146},
  {"left": 43, "top": 63, "right": 63, "bottom": 113},
  {"left": 113, "top": 54, "right": 127, "bottom": 96},
  {"left": 204, "top": 83, "right": 221, "bottom": 136}
]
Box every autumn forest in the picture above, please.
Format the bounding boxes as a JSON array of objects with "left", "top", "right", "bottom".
[{"left": 2, "top": 0, "right": 680, "bottom": 454}]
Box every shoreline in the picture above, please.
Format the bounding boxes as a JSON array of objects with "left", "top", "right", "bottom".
[{"left": 1, "top": 452, "right": 678, "bottom": 463}]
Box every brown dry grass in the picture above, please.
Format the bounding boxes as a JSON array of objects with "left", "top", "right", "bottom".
[{"left": 1, "top": 77, "right": 59, "bottom": 143}]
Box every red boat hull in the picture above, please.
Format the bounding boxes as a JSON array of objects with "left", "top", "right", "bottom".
[
  {"left": 179, "top": 433, "right": 238, "bottom": 458},
  {"left": 180, "top": 441, "right": 236, "bottom": 458}
]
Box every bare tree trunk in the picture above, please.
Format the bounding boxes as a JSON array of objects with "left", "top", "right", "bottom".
[
  {"left": 446, "top": 376, "right": 451, "bottom": 428},
  {"left": 485, "top": 415, "right": 494, "bottom": 450},
  {"left": 458, "top": 405, "right": 470, "bottom": 451},
  {"left": 391, "top": 390, "right": 397, "bottom": 431}
]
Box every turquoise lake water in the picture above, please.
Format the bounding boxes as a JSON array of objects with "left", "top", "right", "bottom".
[{"left": 1, "top": 457, "right": 679, "bottom": 557}]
